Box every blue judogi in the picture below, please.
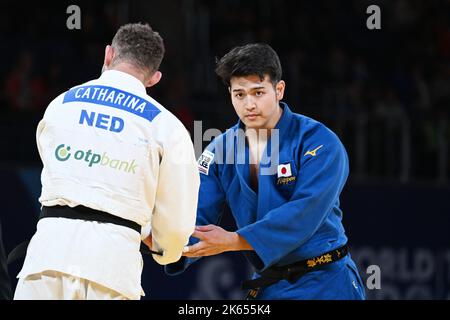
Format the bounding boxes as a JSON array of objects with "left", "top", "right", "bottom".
[{"left": 166, "top": 103, "right": 365, "bottom": 300}]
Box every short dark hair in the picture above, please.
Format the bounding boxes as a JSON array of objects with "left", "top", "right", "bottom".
[
  {"left": 215, "top": 43, "right": 282, "bottom": 86},
  {"left": 111, "top": 22, "right": 165, "bottom": 75}
]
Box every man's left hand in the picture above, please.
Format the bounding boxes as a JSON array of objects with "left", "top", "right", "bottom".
[{"left": 182, "top": 225, "right": 241, "bottom": 257}]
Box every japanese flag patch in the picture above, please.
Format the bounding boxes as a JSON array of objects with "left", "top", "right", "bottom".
[
  {"left": 277, "top": 163, "right": 292, "bottom": 178},
  {"left": 198, "top": 150, "right": 215, "bottom": 175}
]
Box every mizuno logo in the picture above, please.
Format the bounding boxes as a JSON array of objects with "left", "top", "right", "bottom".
[{"left": 304, "top": 145, "right": 323, "bottom": 157}]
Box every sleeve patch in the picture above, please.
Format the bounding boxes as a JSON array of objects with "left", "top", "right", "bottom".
[{"left": 197, "top": 150, "right": 215, "bottom": 175}]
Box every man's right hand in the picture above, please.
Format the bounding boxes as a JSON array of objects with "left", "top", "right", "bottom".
[{"left": 143, "top": 234, "right": 152, "bottom": 250}]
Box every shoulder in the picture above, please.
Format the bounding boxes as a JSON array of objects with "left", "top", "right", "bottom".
[
  {"left": 146, "top": 95, "right": 192, "bottom": 146},
  {"left": 197, "top": 123, "right": 241, "bottom": 175},
  {"left": 42, "top": 79, "right": 102, "bottom": 117},
  {"left": 292, "top": 113, "right": 347, "bottom": 158},
  {"left": 42, "top": 91, "right": 69, "bottom": 118},
  {"left": 50, "top": 78, "right": 97, "bottom": 105},
  {"left": 149, "top": 96, "right": 185, "bottom": 130},
  {"left": 203, "top": 123, "right": 241, "bottom": 154}
]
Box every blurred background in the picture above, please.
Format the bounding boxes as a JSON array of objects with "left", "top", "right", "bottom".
[{"left": 0, "top": 0, "right": 449, "bottom": 299}]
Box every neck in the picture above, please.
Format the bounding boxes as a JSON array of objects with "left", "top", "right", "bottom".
[
  {"left": 266, "top": 104, "right": 283, "bottom": 130},
  {"left": 105, "top": 63, "right": 147, "bottom": 85}
]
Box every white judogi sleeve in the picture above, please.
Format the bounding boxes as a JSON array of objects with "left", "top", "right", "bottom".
[{"left": 150, "top": 126, "right": 199, "bottom": 265}]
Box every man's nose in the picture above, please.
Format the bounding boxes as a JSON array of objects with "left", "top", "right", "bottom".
[{"left": 244, "top": 97, "right": 256, "bottom": 110}]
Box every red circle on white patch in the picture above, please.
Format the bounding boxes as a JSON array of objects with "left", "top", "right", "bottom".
[{"left": 281, "top": 167, "right": 287, "bottom": 174}]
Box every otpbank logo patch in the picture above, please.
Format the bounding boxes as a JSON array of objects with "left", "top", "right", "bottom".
[{"left": 55, "top": 143, "right": 138, "bottom": 174}]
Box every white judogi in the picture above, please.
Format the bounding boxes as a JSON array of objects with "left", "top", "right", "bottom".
[{"left": 15, "top": 70, "right": 199, "bottom": 300}]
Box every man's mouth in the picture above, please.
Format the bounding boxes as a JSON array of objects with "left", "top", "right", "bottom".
[{"left": 245, "top": 114, "right": 259, "bottom": 120}]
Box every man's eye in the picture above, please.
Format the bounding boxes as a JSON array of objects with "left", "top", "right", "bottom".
[
  {"left": 255, "top": 91, "right": 264, "bottom": 96},
  {"left": 235, "top": 93, "right": 243, "bottom": 98}
]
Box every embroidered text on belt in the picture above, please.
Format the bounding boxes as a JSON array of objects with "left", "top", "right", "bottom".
[{"left": 242, "top": 245, "right": 348, "bottom": 299}]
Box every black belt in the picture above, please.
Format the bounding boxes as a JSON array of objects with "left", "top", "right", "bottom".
[
  {"left": 7, "top": 205, "right": 162, "bottom": 264},
  {"left": 242, "top": 244, "right": 348, "bottom": 299},
  {"left": 40, "top": 205, "right": 162, "bottom": 256},
  {"left": 40, "top": 205, "right": 142, "bottom": 234}
]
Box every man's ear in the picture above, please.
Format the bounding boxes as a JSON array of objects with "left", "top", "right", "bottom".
[
  {"left": 103, "top": 45, "right": 115, "bottom": 69},
  {"left": 145, "top": 71, "right": 162, "bottom": 88},
  {"left": 275, "top": 80, "right": 285, "bottom": 100}
]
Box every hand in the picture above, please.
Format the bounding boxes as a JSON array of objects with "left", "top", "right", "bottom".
[
  {"left": 143, "top": 234, "right": 152, "bottom": 250},
  {"left": 183, "top": 224, "right": 252, "bottom": 257}
]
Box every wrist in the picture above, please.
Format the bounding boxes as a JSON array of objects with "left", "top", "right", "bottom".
[{"left": 231, "top": 232, "right": 253, "bottom": 251}]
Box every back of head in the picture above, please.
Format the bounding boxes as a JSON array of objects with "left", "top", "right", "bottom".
[
  {"left": 110, "top": 23, "right": 165, "bottom": 77},
  {"left": 215, "top": 43, "right": 282, "bottom": 86}
]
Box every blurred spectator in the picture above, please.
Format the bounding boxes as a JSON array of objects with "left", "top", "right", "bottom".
[{"left": 5, "top": 51, "right": 47, "bottom": 111}]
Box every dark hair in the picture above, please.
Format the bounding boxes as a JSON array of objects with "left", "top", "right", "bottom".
[
  {"left": 111, "top": 22, "right": 165, "bottom": 75},
  {"left": 215, "top": 43, "right": 282, "bottom": 86}
]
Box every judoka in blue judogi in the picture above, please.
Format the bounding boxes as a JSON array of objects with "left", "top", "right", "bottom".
[{"left": 165, "top": 43, "right": 365, "bottom": 300}]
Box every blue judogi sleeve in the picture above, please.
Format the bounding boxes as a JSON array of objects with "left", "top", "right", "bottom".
[
  {"left": 195, "top": 152, "right": 227, "bottom": 227},
  {"left": 165, "top": 143, "right": 226, "bottom": 275},
  {"left": 237, "top": 128, "right": 349, "bottom": 270}
]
